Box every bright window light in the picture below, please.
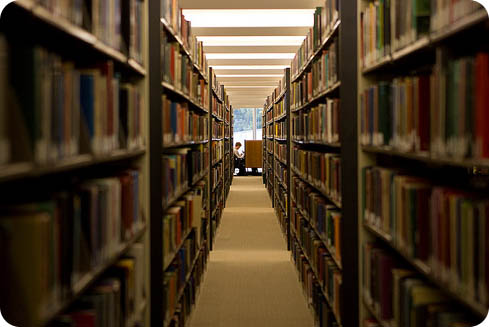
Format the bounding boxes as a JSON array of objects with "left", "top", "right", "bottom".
[
  {"left": 217, "top": 74, "right": 284, "bottom": 78},
  {"left": 211, "top": 65, "right": 290, "bottom": 70},
  {"left": 206, "top": 53, "right": 295, "bottom": 60},
  {"left": 197, "top": 36, "right": 305, "bottom": 46},
  {"left": 182, "top": 9, "right": 315, "bottom": 28}
]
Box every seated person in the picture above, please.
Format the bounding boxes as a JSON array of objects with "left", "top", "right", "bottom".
[{"left": 234, "top": 142, "right": 245, "bottom": 176}]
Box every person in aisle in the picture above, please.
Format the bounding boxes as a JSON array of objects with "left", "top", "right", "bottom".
[{"left": 234, "top": 142, "right": 246, "bottom": 176}]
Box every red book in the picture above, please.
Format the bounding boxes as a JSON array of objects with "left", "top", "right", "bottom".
[
  {"left": 70, "top": 311, "right": 96, "bottom": 327},
  {"left": 475, "top": 53, "right": 489, "bottom": 158}
]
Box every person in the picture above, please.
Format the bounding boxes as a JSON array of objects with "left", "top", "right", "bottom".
[{"left": 234, "top": 142, "right": 245, "bottom": 176}]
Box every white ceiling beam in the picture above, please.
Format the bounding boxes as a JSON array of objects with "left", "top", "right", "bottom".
[
  {"left": 222, "top": 80, "right": 280, "bottom": 86},
  {"left": 192, "top": 26, "right": 310, "bottom": 36},
  {"left": 208, "top": 59, "right": 291, "bottom": 66},
  {"left": 181, "top": 0, "right": 324, "bottom": 9},
  {"left": 212, "top": 69, "right": 286, "bottom": 75},
  {"left": 204, "top": 45, "right": 299, "bottom": 53}
]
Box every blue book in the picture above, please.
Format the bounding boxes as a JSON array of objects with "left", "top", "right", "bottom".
[{"left": 80, "top": 74, "right": 95, "bottom": 139}]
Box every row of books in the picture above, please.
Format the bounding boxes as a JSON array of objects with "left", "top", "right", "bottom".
[
  {"left": 274, "top": 160, "right": 288, "bottom": 189},
  {"left": 267, "top": 140, "right": 273, "bottom": 153},
  {"left": 292, "top": 99, "right": 340, "bottom": 144},
  {"left": 188, "top": 146, "right": 209, "bottom": 182},
  {"left": 0, "top": 169, "right": 143, "bottom": 326},
  {"left": 291, "top": 37, "right": 339, "bottom": 109},
  {"left": 292, "top": 177, "right": 342, "bottom": 263},
  {"left": 212, "top": 120, "right": 224, "bottom": 139},
  {"left": 360, "top": 50, "right": 489, "bottom": 159},
  {"left": 275, "top": 142, "right": 287, "bottom": 163},
  {"left": 162, "top": 96, "right": 208, "bottom": 146},
  {"left": 161, "top": 39, "right": 208, "bottom": 107},
  {"left": 211, "top": 140, "right": 223, "bottom": 164},
  {"left": 275, "top": 121, "right": 287, "bottom": 139},
  {"left": 266, "top": 108, "right": 273, "bottom": 123},
  {"left": 291, "top": 1, "right": 340, "bottom": 77},
  {"left": 211, "top": 162, "right": 223, "bottom": 189},
  {"left": 363, "top": 165, "right": 489, "bottom": 307},
  {"left": 0, "top": 39, "right": 145, "bottom": 166},
  {"left": 293, "top": 215, "right": 341, "bottom": 311},
  {"left": 274, "top": 98, "right": 286, "bottom": 118},
  {"left": 212, "top": 97, "right": 224, "bottom": 120},
  {"left": 274, "top": 201, "right": 287, "bottom": 234},
  {"left": 164, "top": 231, "right": 199, "bottom": 322},
  {"left": 292, "top": 148, "right": 342, "bottom": 205},
  {"left": 163, "top": 184, "right": 203, "bottom": 267},
  {"left": 360, "top": 0, "right": 484, "bottom": 68},
  {"left": 291, "top": 237, "right": 341, "bottom": 326},
  {"left": 363, "top": 243, "right": 479, "bottom": 326},
  {"left": 168, "top": 243, "right": 208, "bottom": 326},
  {"left": 52, "top": 244, "right": 145, "bottom": 327},
  {"left": 162, "top": 150, "right": 188, "bottom": 206}
]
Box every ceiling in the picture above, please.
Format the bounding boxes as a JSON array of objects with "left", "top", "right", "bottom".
[{"left": 181, "top": 0, "right": 323, "bottom": 108}]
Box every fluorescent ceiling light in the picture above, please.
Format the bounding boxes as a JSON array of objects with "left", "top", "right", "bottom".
[
  {"left": 182, "top": 9, "right": 314, "bottom": 28},
  {"left": 211, "top": 65, "right": 289, "bottom": 70},
  {"left": 225, "top": 86, "right": 276, "bottom": 88},
  {"left": 217, "top": 74, "right": 283, "bottom": 77},
  {"left": 206, "top": 53, "right": 295, "bottom": 60},
  {"left": 197, "top": 36, "right": 305, "bottom": 46}
]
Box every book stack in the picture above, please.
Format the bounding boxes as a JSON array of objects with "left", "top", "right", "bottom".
[
  {"left": 274, "top": 160, "right": 288, "bottom": 189},
  {"left": 0, "top": 170, "right": 143, "bottom": 326},
  {"left": 291, "top": 36, "right": 339, "bottom": 109},
  {"left": 126, "top": 0, "right": 145, "bottom": 64},
  {"left": 291, "top": 1, "right": 339, "bottom": 78},
  {"left": 292, "top": 176, "right": 342, "bottom": 264},
  {"left": 162, "top": 150, "right": 189, "bottom": 206},
  {"left": 431, "top": 0, "right": 482, "bottom": 32},
  {"left": 162, "top": 96, "right": 208, "bottom": 146},
  {"left": 1, "top": 38, "right": 145, "bottom": 166},
  {"left": 212, "top": 96, "right": 224, "bottom": 120},
  {"left": 363, "top": 243, "right": 478, "bottom": 327},
  {"left": 292, "top": 148, "right": 342, "bottom": 205},
  {"left": 52, "top": 245, "right": 146, "bottom": 327},
  {"left": 274, "top": 98, "right": 286, "bottom": 118},
  {"left": 363, "top": 166, "right": 489, "bottom": 307},
  {"left": 188, "top": 145, "right": 209, "bottom": 183},
  {"left": 360, "top": 49, "right": 489, "bottom": 158},
  {"left": 274, "top": 142, "right": 288, "bottom": 163},
  {"left": 274, "top": 121, "right": 287, "bottom": 139},
  {"left": 212, "top": 162, "right": 223, "bottom": 190},
  {"left": 211, "top": 140, "right": 223, "bottom": 165},
  {"left": 292, "top": 99, "right": 340, "bottom": 144},
  {"left": 212, "top": 120, "right": 224, "bottom": 140}
]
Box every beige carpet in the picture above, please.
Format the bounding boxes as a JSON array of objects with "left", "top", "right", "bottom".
[{"left": 189, "top": 177, "right": 314, "bottom": 327}]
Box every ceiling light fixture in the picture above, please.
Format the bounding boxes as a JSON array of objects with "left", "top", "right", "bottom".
[
  {"left": 206, "top": 53, "right": 295, "bottom": 59},
  {"left": 211, "top": 65, "right": 289, "bottom": 70},
  {"left": 196, "top": 36, "right": 305, "bottom": 46}
]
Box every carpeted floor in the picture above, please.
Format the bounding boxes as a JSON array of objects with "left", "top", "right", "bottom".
[{"left": 188, "top": 176, "right": 314, "bottom": 327}]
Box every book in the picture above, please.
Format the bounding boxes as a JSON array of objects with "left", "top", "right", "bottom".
[{"left": 292, "top": 99, "right": 340, "bottom": 144}]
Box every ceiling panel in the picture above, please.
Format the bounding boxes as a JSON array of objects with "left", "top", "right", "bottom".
[
  {"left": 192, "top": 27, "right": 310, "bottom": 36},
  {"left": 204, "top": 45, "right": 299, "bottom": 53},
  {"left": 181, "top": 0, "right": 324, "bottom": 9}
]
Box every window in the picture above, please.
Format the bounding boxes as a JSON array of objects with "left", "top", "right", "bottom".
[{"left": 233, "top": 108, "right": 262, "bottom": 150}]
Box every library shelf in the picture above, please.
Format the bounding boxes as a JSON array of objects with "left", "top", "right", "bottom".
[
  {"left": 164, "top": 245, "right": 205, "bottom": 327},
  {"left": 41, "top": 225, "right": 147, "bottom": 326},
  {"left": 212, "top": 138, "right": 224, "bottom": 141},
  {"left": 274, "top": 193, "right": 286, "bottom": 213},
  {"left": 362, "top": 9, "right": 489, "bottom": 74},
  {"left": 362, "top": 294, "right": 391, "bottom": 327},
  {"left": 274, "top": 89, "right": 287, "bottom": 104},
  {"left": 363, "top": 222, "right": 487, "bottom": 318},
  {"left": 267, "top": 150, "right": 273, "bottom": 156},
  {"left": 291, "top": 81, "right": 341, "bottom": 112},
  {"left": 0, "top": 149, "right": 146, "bottom": 184},
  {"left": 290, "top": 230, "right": 342, "bottom": 325},
  {"left": 266, "top": 120, "right": 274, "bottom": 126},
  {"left": 275, "top": 137, "right": 287, "bottom": 142},
  {"left": 267, "top": 136, "right": 274, "bottom": 140},
  {"left": 274, "top": 172, "right": 287, "bottom": 191},
  {"left": 212, "top": 157, "right": 223, "bottom": 167},
  {"left": 212, "top": 87, "right": 224, "bottom": 104},
  {"left": 11, "top": 1, "right": 146, "bottom": 75},
  {"left": 292, "top": 19, "right": 341, "bottom": 83},
  {"left": 274, "top": 112, "right": 287, "bottom": 122},
  {"left": 296, "top": 206, "right": 342, "bottom": 270},
  {"left": 274, "top": 155, "right": 287, "bottom": 166},
  {"left": 361, "top": 145, "right": 489, "bottom": 169},
  {"left": 266, "top": 103, "right": 274, "bottom": 112},
  {"left": 163, "top": 140, "right": 209, "bottom": 150},
  {"left": 161, "top": 81, "right": 209, "bottom": 114},
  {"left": 162, "top": 169, "right": 208, "bottom": 212},
  {"left": 292, "top": 140, "right": 341, "bottom": 150},
  {"left": 292, "top": 166, "right": 342, "bottom": 209},
  {"left": 160, "top": 18, "right": 208, "bottom": 83},
  {"left": 212, "top": 113, "right": 224, "bottom": 122},
  {"left": 212, "top": 178, "right": 223, "bottom": 192},
  {"left": 163, "top": 227, "right": 193, "bottom": 271}
]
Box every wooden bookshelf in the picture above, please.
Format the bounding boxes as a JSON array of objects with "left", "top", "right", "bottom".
[{"left": 357, "top": 0, "right": 489, "bottom": 326}]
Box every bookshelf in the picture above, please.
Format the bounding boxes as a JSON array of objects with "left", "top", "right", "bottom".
[
  {"left": 357, "top": 0, "right": 489, "bottom": 326},
  {"left": 208, "top": 67, "right": 231, "bottom": 250},
  {"left": 264, "top": 88, "right": 275, "bottom": 207},
  {"left": 0, "top": 0, "right": 149, "bottom": 326}
]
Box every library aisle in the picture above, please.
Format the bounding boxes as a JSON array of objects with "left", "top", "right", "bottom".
[{"left": 189, "top": 177, "right": 314, "bottom": 327}]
